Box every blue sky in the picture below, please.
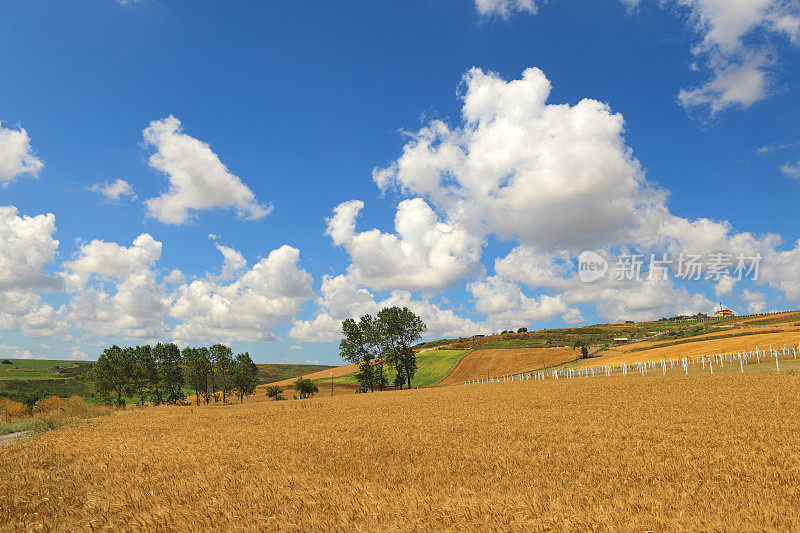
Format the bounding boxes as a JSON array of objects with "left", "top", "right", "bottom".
[{"left": 1, "top": 0, "right": 799, "bottom": 364}]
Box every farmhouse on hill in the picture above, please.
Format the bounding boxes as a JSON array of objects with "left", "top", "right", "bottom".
[{"left": 714, "top": 309, "right": 734, "bottom": 318}]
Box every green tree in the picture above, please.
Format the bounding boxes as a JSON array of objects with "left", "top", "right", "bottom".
[
  {"left": 210, "top": 343, "right": 233, "bottom": 403},
  {"left": 183, "top": 347, "right": 212, "bottom": 405},
  {"left": 198, "top": 346, "right": 212, "bottom": 404},
  {"left": 266, "top": 385, "right": 284, "bottom": 401},
  {"left": 377, "top": 306, "right": 427, "bottom": 390},
  {"left": 231, "top": 352, "right": 259, "bottom": 403},
  {"left": 89, "top": 345, "right": 134, "bottom": 408},
  {"left": 581, "top": 345, "right": 589, "bottom": 359},
  {"left": 339, "top": 315, "right": 378, "bottom": 392},
  {"left": 131, "top": 345, "right": 156, "bottom": 406},
  {"left": 155, "top": 342, "right": 184, "bottom": 404},
  {"left": 293, "top": 377, "right": 318, "bottom": 399}
]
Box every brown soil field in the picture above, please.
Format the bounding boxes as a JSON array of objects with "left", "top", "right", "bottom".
[
  {"left": 591, "top": 330, "right": 800, "bottom": 367},
  {"left": 3, "top": 371, "right": 799, "bottom": 531},
  {"left": 439, "top": 347, "right": 577, "bottom": 384}
]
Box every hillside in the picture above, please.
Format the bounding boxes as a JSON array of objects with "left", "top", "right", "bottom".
[
  {"left": 0, "top": 359, "right": 333, "bottom": 404},
  {"left": 439, "top": 347, "right": 578, "bottom": 384},
  {"left": 290, "top": 310, "right": 800, "bottom": 387},
  {"left": 416, "top": 310, "right": 800, "bottom": 353}
]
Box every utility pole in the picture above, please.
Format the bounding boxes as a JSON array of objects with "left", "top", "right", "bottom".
[{"left": 330, "top": 370, "right": 333, "bottom": 397}]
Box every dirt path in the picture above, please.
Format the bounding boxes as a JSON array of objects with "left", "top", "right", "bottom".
[{"left": 0, "top": 430, "right": 32, "bottom": 447}]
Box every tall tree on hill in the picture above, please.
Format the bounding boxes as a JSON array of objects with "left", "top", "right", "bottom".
[
  {"left": 198, "top": 346, "right": 212, "bottom": 404},
  {"left": 131, "top": 345, "right": 157, "bottom": 406},
  {"left": 210, "top": 343, "right": 233, "bottom": 403},
  {"left": 339, "top": 315, "right": 378, "bottom": 392},
  {"left": 89, "top": 345, "right": 134, "bottom": 408},
  {"left": 183, "top": 347, "right": 212, "bottom": 405},
  {"left": 155, "top": 342, "right": 184, "bottom": 404},
  {"left": 378, "top": 306, "right": 426, "bottom": 390},
  {"left": 231, "top": 352, "right": 259, "bottom": 403}
]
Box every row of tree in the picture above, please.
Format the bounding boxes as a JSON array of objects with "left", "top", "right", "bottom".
[
  {"left": 338, "top": 306, "right": 426, "bottom": 392},
  {"left": 89, "top": 343, "right": 259, "bottom": 408}
]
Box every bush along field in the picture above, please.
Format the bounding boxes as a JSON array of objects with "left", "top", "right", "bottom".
[{"left": 0, "top": 395, "right": 110, "bottom": 438}]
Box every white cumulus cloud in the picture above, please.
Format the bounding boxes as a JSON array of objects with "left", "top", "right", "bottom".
[
  {"left": 142, "top": 116, "right": 271, "bottom": 225},
  {"left": 327, "top": 198, "right": 484, "bottom": 291},
  {"left": 89, "top": 178, "right": 136, "bottom": 201},
  {"left": 475, "top": 0, "right": 537, "bottom": 17},
  {"left": 170, "top": 244, "right": 314, "bottom": 344},
  {"left": 0, "top": 123, "right": 43, "bottom": 186},
  {"left": 374, "top": 67, "right": 664, "bottom": 251}
]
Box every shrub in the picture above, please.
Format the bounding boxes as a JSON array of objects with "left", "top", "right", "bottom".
[
  {"left": 0, "top": 398, "right": 29, "bottom": 421},
  {"left": 293, "top": 378, "right": 319, "bottom": 399},
  {"left": 266, "top": 385, "right": 284, "bottom": 401},
  {"left": 33, "top": 396, "right": 66, "bottom": 415}
]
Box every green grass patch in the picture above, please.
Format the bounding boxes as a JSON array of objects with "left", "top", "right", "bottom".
[
  {"left": 256, "top": 364, "right": 335, "bottom": 384},
  {"left": 0, "top": 359, "right": 93, "bottom": 381},
  {"left": 317, "top": 350, "right": 469, "bottom": 388}
]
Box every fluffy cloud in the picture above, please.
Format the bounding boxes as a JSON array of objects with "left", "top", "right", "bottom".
[
  {"left": 474, "top": 1, "right": 800, "bottom": 114},
  {"left": 289, "top": 274, "right": 382, "bottom": 343},
  {"left": 374, "top": 67, "right": 663, "bottom": 251},
  {"left": 780, "top": 160, "right": 800, "bottom": 180},
  {"left": 326, "top": 198, "right": 484, "bottom": 291},
  {"left": 469, "top": 275, "right": 574, "bottom": 329},
  {"left": 61, "top": 233, "right": 162, "bottom": 289},
  {"left": 289, "top": 274, "right": 483, "bottom": 343},
  {"left": 372, "top": 66, "right": 800, "bottom": 314},
  {"left": 214, "top": 242, "right": 247, "bottom": 281},
  {"left": 61, "top": 233, "right": 169, "bottom": 339},
  {"left": 0, "top": 206, "right": 60, "bottom": 291},
  {"left": 0, "top": 206, "right": 66, "bottom": 337},
  {"left": 142, "top": 116, "right": 271, "bottom": 225},
  {"left": 0, "top": 123, "right": 43, "bottom": 186},
  {"left": 475, "top": 0, "right": 536, "bottom": 17},
  {"left": 759, "top": 241, "right": 800, "bottom": 301},
  {"left": 740, "top": 288, "right": 767, "bottom": 313},
  {"left": 631, "top": 0, "right": 800, "bottom": 114},
  {"left": 89, "top": 178, "right": 136, "bottom": 201},
  {"left": 170, "top": 244, "right": 314, "bottom": 343}
]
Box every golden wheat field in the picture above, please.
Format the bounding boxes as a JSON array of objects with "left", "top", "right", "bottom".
[
  {"left": 596, "top": 330, "right": 800, "bottom": 367},
  {"left": 2, "top": 371, "right": 800, "bottom": 532}
]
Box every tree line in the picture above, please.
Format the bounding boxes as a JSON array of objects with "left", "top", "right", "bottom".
[
  {"left": 338, "top": 306, "right": 426, "bottom": 392},
  {"left": 89, "top": 343, "right": 259, "bottom": 408}
]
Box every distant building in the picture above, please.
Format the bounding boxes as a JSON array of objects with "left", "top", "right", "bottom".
[
  {"left": 675, "top": 314, "right": 696, "bottom": 321},
  {"left": 714, "top": 309, "right": 734, "bottom": 318},
  {"left": 613, "top": 337, "right": 629, "bottom": 345}
]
